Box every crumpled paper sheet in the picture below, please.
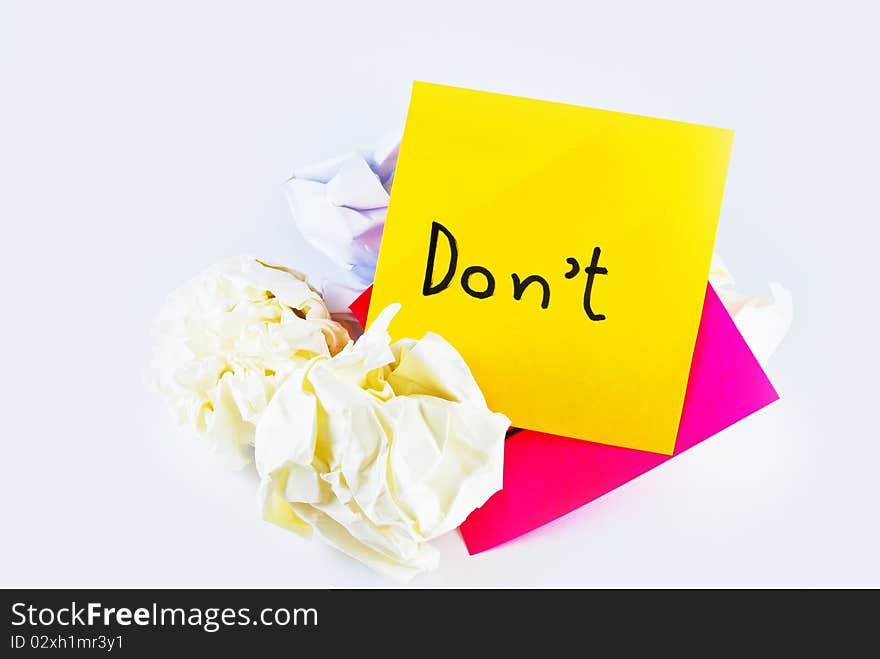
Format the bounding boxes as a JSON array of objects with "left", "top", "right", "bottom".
[
  {"left": 709, "top": 256, "right": 793, "bottom": 365},
  {"left": 151, "top": 256, "right": 350, "bottom": 468},
  {"left": 284, "top": 133, "right": 400, "bottom": 310},
  {"left": 255, "top": 303, "right": 510, "bottom": 580}
]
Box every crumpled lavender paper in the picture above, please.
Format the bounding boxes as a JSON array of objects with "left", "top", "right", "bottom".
[{"left": 284, "top": 133, "right": 400, "bottom": 310}]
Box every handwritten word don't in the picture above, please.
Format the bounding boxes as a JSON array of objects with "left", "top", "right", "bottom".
[{"left": 422, "top": 221, "right": 609, "bottom": 320}]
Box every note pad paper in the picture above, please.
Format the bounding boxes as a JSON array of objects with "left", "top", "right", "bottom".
[{"left": 368, "top": 82, "right": 734, "bottom": 454}]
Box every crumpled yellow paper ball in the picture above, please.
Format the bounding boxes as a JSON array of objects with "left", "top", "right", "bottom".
[
  {"left": 151, "top": 256, "right": 350, "bottom": 467},
  {"left": 256, "top": 303, "right": 510, "bottom": 580}
]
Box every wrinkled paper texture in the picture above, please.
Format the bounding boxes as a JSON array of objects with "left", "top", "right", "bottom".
[
  {"left": 710, "top": 256, "right": 793, "bottom": 365},
  {"left": 284, "top": 134, "right": 399, "bottom": 307},
  {"left": 151, "top": 256, "right": 351, "bottom": 467},
  {"left": 255, "top": 304, "right": 509, "bottom": 580}
]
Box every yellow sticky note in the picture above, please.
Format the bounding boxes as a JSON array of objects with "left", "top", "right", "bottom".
[{"left": 368, "top": 82, "right": 734, "bottom": 455}]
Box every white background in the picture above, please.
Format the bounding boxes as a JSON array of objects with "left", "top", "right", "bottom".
[{"left": 2, "top": 0, "right": 878, "bottom": 587}]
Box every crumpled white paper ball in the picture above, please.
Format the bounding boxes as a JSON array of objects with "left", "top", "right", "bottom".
[
  {"left": 710, "top": 255, "right": 793, "bottom": 365},
  {"left": 255, "top": 303, "right": 510, "bottom": 581},
  {"left": 284, "top": 134, "right": 399, "bottom": 292},
  {"left": 151, "top": 256, "right": 351, "bottom": 468}
]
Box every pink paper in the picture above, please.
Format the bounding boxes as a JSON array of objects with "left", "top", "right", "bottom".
[{"left": 348, "top": 284, "right": 779, "bottom": 554}]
